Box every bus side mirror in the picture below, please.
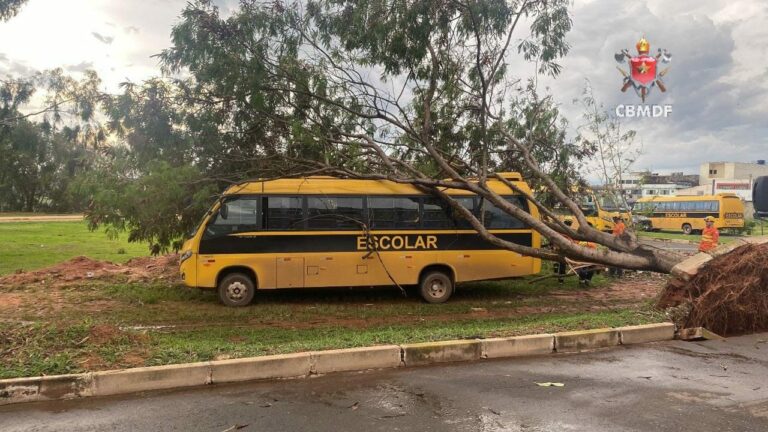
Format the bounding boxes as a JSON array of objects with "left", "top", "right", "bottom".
[
  {"left": 754, "top": 176, "right": 768, "bottom": 217},
  {"left": 219, "top": 203, "right": 229, "bottom": 220}
]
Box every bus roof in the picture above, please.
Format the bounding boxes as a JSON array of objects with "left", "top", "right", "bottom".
[{"left": 223, "top": 173, "right": 528, "bottom": 196}]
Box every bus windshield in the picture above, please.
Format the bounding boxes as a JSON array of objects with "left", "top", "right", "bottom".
[{"left": 597, "top": 194, "right": 629, "bottom": 212}]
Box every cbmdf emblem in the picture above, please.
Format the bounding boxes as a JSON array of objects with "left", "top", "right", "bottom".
[{"left": 615, "top": 37, "right": 671, "bottom": 102}]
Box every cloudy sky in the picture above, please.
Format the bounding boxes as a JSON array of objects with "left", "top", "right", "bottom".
[{"left": 1, "top": 0, "right": 766, "bottom": 176}]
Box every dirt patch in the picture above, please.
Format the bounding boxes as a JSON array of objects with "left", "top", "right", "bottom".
[
  {"left": 0, "top": 254, "right": 179, "bottom": 288},
  {"left": 0, "top": 293, "right": 22, "bottom": 310},
  {"left": 89, "top": 324, "right": 121, "bottom": 344},
  {"left": 120, "top": 348, "right": 151, "bottom": 368},
  {"left": 658, "top": 243, "right": 768, "bottom": 335},
  {"left": 549, "top": 272, "right": 666, "bottom": 302},
  {"left": 76, "top": 325, "right": 151, "bottom": 370}
]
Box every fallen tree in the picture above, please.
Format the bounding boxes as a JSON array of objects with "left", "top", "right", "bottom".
[{"left": 156, "top": 0, "right": 684, "bottom": 273}]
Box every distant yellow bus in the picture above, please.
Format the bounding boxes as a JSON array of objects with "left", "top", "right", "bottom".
[
  {"left": 633, "top": 194, "right": 745, "bottom": 234},
  {"left": 179, "top": 173, "right": 541, "bottom": 306},
  {"left": 557, "top": 190, "right": 627, "bottom": 232}
]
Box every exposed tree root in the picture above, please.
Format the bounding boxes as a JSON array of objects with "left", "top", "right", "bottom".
[{"left": 658, "top": 243, "right": 768, "bottom": 336}]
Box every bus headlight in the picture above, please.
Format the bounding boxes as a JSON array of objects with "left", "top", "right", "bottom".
[{"left": 179, "top": 250, "right": 193, "bottom": 264}]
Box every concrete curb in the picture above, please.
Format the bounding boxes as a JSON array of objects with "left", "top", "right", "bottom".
[
  {"left": 0, "top": 323, "right": 676, "bottom": 407},
  {"left": 554, "top": 328, "right": 620, "bottom": 352},
  {"left": 402, "top": 340, "right": 481, "bottom": 366}
]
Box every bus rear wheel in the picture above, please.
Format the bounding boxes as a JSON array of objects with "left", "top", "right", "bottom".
[
  {"left": 682, "top": 223, "right": 693, "bottom": 235},
  {"left": 419, "top": 270, "right": 454, "bottom": 304},
  {"left": 218, "top": 273, "right": 255, "bottom": 307}
]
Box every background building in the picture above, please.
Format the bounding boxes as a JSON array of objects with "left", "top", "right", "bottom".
[
  {"left": 699, "top": 161, "right": 768, "bottom": 188},
  {"left": 675, "top": 161, "right": 768, "bottom": 218},
  {"left": 619, "top": 171, "right": 699, "bottom": 204}
]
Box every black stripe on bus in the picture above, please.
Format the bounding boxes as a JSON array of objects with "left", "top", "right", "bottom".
[{"left": 199, "top": 232, "right": 533, "bottom": 254}]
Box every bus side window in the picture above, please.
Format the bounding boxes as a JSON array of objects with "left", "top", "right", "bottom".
[
  {"left": 307, "top": 197, "right": 364, "bottom": 230},
  {"left": 368, "top": 197, "right": 420, "bottom": 229},
  {"left": 205, "top": 197, "right": 259, "bottom": 237},
  {"left": 478, "top": 196, "right": 526, "bottom": 229},
  {"left": 264, "top": 196, "right": 304, "bottom": 230},
  {"left": 451, "top": 197, "right": 474, "bottom": 229},
  {"left": 423, "top": 198, "right": 454, "bottom": 229}
]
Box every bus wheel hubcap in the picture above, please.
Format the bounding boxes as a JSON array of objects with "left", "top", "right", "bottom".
[
  {"left": 227, "top": 281, "right": 247, "bottom": 300},
  {"left": 429, "top": 279, "right": 445, "bottom": 297}
]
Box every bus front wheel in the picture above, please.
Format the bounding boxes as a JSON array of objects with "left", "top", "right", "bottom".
[
  {"left": 218, "top": 273, "right": 255, "bottom": 307},
  {"left": 419, "top": 271, "right": 454, "bottom": 304},
  {"left": 682, "top": 223, "right": 693, "bottom": 235}
]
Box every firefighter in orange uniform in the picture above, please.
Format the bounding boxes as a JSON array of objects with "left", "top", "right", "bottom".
[
  {"left": 612, "top": 216, "right": 626, "bottom": 236},
  {"left": 609, "top": 216, "right": 626, "bottom": 277},
  {"left": 699, "top": 216, "right": 719, "bottom": 252},
  {"left": 576, "top": 239, "right": 598, "bottom": 285}
]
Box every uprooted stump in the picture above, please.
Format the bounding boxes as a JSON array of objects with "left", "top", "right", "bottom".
[{"left": 658, "top": 242, "right": 768, "bottom": 336}]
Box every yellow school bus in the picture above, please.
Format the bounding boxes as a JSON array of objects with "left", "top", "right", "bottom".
[
  {"left": 557, "top": 190, "right": 627, "bottom": 232},
  {"left": 633, "top": 193, "right": 745, "bottom": 234},
  {"left": 179, "top": 173, "right": 541, "bottom": 306}
]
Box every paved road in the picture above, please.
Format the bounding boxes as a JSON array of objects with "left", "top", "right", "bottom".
[{"left": 2, "top": 334, "right": 767, "bottom": 432}]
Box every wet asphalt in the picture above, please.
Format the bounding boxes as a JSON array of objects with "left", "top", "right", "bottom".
[{"left": 2, "top": 333, "right": 767, "bottom": 432}]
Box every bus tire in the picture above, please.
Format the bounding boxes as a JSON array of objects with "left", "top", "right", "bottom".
[
  {"left": 218, "top": 273, "right": 255, "bottom": 307},
  {"left": 682, "top": 223, "right": 693, "bottom": 235},
  {"left": 419, "top": 270, "right": 453, "bottom": 304}
]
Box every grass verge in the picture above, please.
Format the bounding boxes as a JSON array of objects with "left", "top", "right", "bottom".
[
  {"left": 1, "top": 271, "right": 666, "bottom": 379},
  {"left": 0, "top": 306, "right": 663, "bottom": 379},
  {"left": 0, "top": 221, "right": 149, "bottom": 275}
]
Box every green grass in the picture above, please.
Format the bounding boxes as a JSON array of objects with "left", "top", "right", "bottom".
[
  {"left": 0, "top": 221, "right": 149, "bottom": 275},
  {"left": 0, "top": 269, "right": 663, "bottom": 379},
  {"left": 0, "top": 304, "right": 663, "bottom": 379},
  {"left": 747, "top": 219, "right": 768, "bottom": 236}
]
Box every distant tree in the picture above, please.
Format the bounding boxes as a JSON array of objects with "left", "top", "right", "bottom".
[
  {"left": 0, "top": 0, "right": 28, "bottom": 21},
  {"left": 576, "top": 82, "right": 640, "bottom": 209},
  {"left": 0, "top": 71, "right": 104, "bottom": 212}
]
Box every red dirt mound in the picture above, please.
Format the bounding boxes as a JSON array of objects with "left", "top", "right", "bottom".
[
  {"left": 0, "top": 254, "right": 179, "bottom": 288},
  {"left": 657, "top": 243, "right": 768, "bottom": 335}
]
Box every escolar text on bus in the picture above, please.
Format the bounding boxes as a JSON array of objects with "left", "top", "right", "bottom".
[{"left": 356, "top": 235, "right": 438, "bottom": 251}]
